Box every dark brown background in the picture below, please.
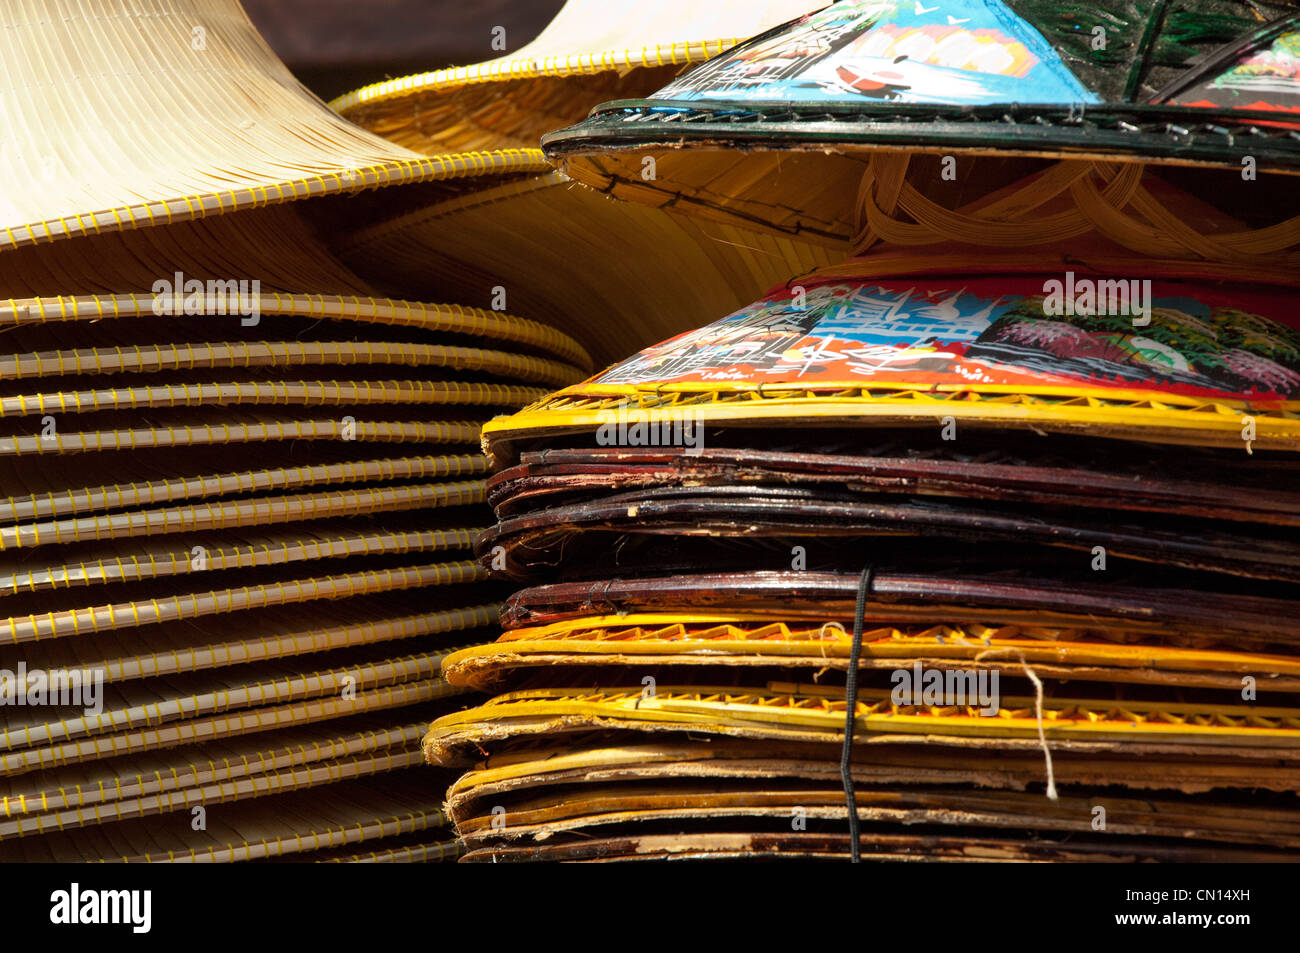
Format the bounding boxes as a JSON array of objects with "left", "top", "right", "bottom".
[{"left": 244, "top": 0, "right": 565, "bottom": 99}]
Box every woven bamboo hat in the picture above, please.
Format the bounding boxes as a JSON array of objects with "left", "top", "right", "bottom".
[
  {"left": 0, "top": 0, "right": 619, "bottom": 863},
  {"left": 429, "top": 440, "right": 1300, "bottom": 862},
  {"left": 330, "top": 0, "right": 829, "bottom": 154},
  {"left": 320, "top": 1, "right": 852, "bottom": 362},
  {"left": 542, "top": 0, "right": 1300, "bottom": 253},
  {"left": 0, "top": 520, "right": 491, "bottom": 860},
  {"left": 0, "top": 421, "right": 503, "bottom": 863},
  {"left": 336, "top": 171, "right": 839, "bottom": 365},
  {"left": 0, "top": 0, "right": 557, "bottom": 252},
  {"left": 0, "top": 766, "right": 459, "bottom": 861},
  {"left": 443, "top": 614, "right": 1300, "bottom": 695}
]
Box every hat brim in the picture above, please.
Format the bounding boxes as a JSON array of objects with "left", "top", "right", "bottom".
[
  {"left": 443, "top": 615, "right": 1300, "bottom": 694},
  {"left": 337, "top": 171, "right": 839, "bottom": 365},
  {"left": 330, "top": 0, "right": 826, "bottom": 153}
]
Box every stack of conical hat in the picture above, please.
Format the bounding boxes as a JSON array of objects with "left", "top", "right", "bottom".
[
  {"left": 0, "top": 0, "right": 589, "bottom": 864},
  {"left": 426, "top": 2, "right": 1300, "bottom": 862}
]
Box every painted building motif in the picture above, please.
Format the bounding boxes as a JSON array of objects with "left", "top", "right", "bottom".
[
  {"left": 594, "top": 277, "right": 1300, "bottom": 401},
  {"left": 655, "top": 0, "right": 1097, "bottom": 105},
  {"left": 1166, "top": 27, "right": 1300, "bottom": 115}
]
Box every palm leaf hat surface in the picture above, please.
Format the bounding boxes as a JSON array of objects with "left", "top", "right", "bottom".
[
  {"left": 326, "top": 0, "right": 845, "bottom": 365},
  {"left": 0, "top": 0, "right": 610, "bottom": 864},
  {"left": 0, "top": 0, "right": 555, "bottom": 251},
  {"left": 330, "top": 0, "right": 829, "bottom": 155}
]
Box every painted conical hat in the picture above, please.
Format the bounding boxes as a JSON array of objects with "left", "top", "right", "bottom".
[
  {"left": 482, "top": 265, "right": 1300, "bottom": 462},
  {"left": 330, "top": 0, "right": 828, "bottom": 154},
  {"left": 544, "top": 0, "right": 1300, "bottom": 252}
]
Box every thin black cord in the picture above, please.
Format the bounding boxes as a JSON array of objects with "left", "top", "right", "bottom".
[{"left": 841, "top": 564, "right": 873, "bottom": 864}]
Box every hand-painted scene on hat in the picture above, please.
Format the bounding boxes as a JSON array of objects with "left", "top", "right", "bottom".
[
  {"left": 594, "top": 276, "right": 1300, "bottom": 401},
  {"left": 653, "top": 0, "right": 1098, "bottom": 105},
  {"left": 652, "top": 0, "right": 1300, "bottom": 116},
  {"left": 1164, "top": 24, "right": 1300, "bottom": 114}
]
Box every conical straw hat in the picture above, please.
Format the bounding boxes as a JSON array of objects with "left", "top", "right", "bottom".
[
  {"left": 0, "top": 0, "right": 554, "bottom": 251},
  {"left": 0, "top": 717, "right": 422, "bottom": 818},
  {"left": 484, "top": 446, "right": 1300, "bottom": 526},
  {"left": 444, "top": 737, "right": 1300, "bottom": 800},
  {"left": 545, "top": 149, "right": 1300, "bottom": 267},
  {"left": 0, "top": 452, "right": 488, "bottom": 523},
  {"left": 331, "top": 0, "right": 828, "bottom": 154},
  {"left": 8, "top": 597, "right": 499, "bottom": 684},
  {"left": 0, "top": 522, "right": 484, "bottom": 591},
  {"left": 0, "top": 719, "right": 439, "bottom": 840},
  {"left": 478, "top": 474, "right": 1300, "bottom": 582},
  {"left": 338, "top": 171, "right": 840, "bottom": 364},
  {"left": 0, "top": 771, "right": 455, "bottom": 861},
  {"left": 0, "top": 219, "right": 592, "bottom": 374},
  {"left": 444, "top": 737, "right": 1300, "bottom": 860},
  {"left": 429, "top": 676, "right": 1300, "bottom": 863},
  {"left": 462, "top": 831, "right": 1297, "bottom": 862},
  {"left": 498, "top": 570, "right": 1300, "bottom": 641},
  {"left": 0, "top": 0, "right": 630, "bottom": 865},
  {"left": 322, "top": 3, "right": 844, "bottom": 364},
  {"left": 544, "top": 0, "right": 1300, "bottom": 249},
  {"left": 448, "top": 763, "right": 1300, "bottom": 854},
  {"left": 0, "top": 646, "right": 465, "bottom": 763},
  {"left": 444, "top": 736, "right": 1300, "bottom": 863}
]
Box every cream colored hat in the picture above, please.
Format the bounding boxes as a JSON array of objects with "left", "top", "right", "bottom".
[
  {"left": 331, "top": 0, "right": 825, "bottom": 154},
  {"left": 0, "top": 0, "right": 601, "bottom": 863}
]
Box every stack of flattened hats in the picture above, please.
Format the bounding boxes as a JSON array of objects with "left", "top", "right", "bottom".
[
  {"left": 0, "top": 0, "right": 595, "bottom": 863},
  {"left": 427, "top": 0, "right": 1300, "bottom": 862}
]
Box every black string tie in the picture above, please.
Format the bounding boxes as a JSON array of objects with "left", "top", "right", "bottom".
[{"left": 841, "top": 564, "right": 874, "bottom": 864}]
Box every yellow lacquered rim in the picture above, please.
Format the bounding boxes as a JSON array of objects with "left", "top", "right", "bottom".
[
  {"left": 1, "top": 149, "right": 551, "bottom": 252},
  {"left": 482, "top": 382, "right": 1300, "bottom": 461},
  {"left": 330, "top": 39, "right": 743, "bottom": 115},
  {"left": 426, "top": 682, "right": 1300, "bottom": 753},
  {"left": 0, "top": 292, "right": 591, "bottom": 371},
  {"left": 440, "top": 615, "right": 1300, "bottom": 680}
]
